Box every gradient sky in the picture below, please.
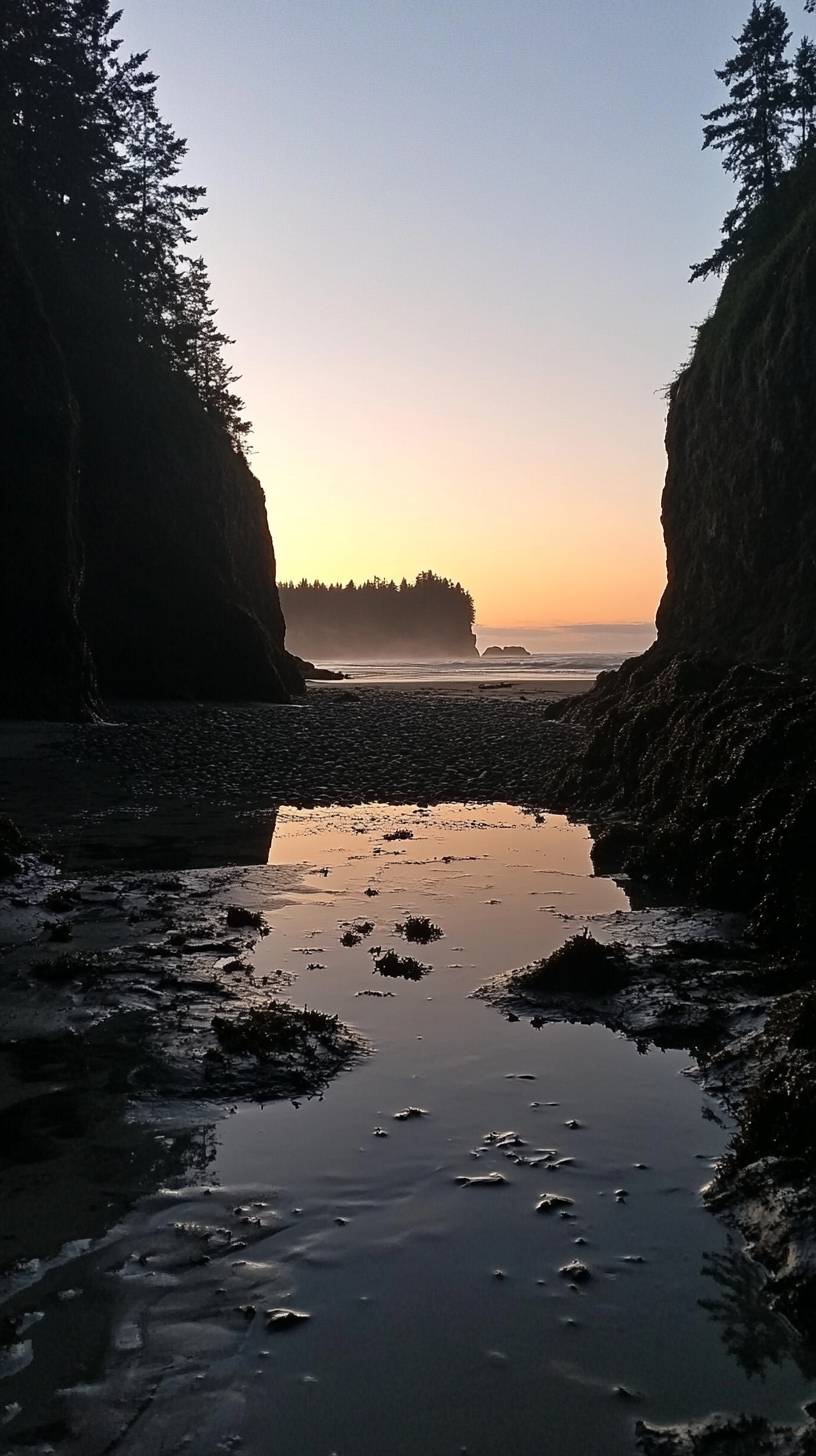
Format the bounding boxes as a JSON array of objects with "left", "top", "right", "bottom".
[{"left": 119, "top": 1, "right": 813, "bottom": 631}]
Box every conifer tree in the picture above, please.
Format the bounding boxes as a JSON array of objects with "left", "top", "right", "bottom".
[
  {"left": 173, "top": 255, "right": 251, "bottom": 449},
  {"left": 117, "top": 87, "right": 206, "bottom": 340},
  {"left": 792, "top": 36, "right": 816, "bottom": 155},
  {"left": 691, "top": 0, "right": 793, "bottom": 280}
]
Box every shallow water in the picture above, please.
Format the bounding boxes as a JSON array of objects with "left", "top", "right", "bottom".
[{"left": 3, "top": 805, "right": 813, "bottom": 1454}]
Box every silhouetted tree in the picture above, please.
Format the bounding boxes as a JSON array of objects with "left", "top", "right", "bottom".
[
  {"left": 0, "top": 0, "right": 250, "bottom": 447},
  {"left": 173, "top": 255, "right": 251, "bottom": 447},
  {"left": 692, "top": 1, "right": 793, "bottom": 280},
  {"left": 792, "top": 36, "right": 816, "bottom": 155}
]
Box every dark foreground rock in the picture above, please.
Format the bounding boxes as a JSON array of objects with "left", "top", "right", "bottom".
[
  {"left": 544, "top": 650, "right": 816, "bottom": 950},
  {"left": 636, "top": 1414, "right": 816, "bottom": 1455}
]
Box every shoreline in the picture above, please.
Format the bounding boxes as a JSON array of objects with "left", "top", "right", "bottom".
[{"left": 309, "top": 675, "right": 596, "bottom": 701}]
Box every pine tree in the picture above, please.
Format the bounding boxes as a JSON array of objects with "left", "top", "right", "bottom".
[
  {"left": 691, "top": 1, "right": 793, "bottom": 280},
  {"left": 792, "top": 36, "right": 816, "bottom": 156},
  {"left": 173, "top": 256, "right": 251, "bottom": 449},
  {"left": 0, "top": 0, "right": 252, "bottom": 451},
  {"left": 117, "top": 87, "right": 206, "bottom": 341}
]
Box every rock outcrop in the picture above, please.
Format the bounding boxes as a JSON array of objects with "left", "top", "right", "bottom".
[
  {"left": 547, "top": 163, "right": 816, "bottom": 950},
  {"left": 656, "top": 160, "right": 816, "bottom": 668},
  {"left": 482, "top": 645, "right": 530, "bottom": 657},
  {"left": 0, "top": 197, "right": 301, "bottom": 717}
]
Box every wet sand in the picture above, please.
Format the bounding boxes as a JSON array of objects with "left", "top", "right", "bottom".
[
  {"left": 312, "top": 677, "right": 595, "bottom": 701},
  {"left": 0, "top": 684, "right": 585, "bottom": 868}
]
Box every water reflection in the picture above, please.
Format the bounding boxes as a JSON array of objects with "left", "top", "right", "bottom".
[
  {"left": 65, "top": 805, "right": 279, "bottom": 872},
  {"left": 699, "top": 1243, "right": 816, "bottom": 1383}
]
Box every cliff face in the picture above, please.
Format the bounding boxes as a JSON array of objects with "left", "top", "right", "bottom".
[
  {"left": 1, "top": 204, "right": 300, "bottom": 715},
  {"left": 68, "top": 327, "right": 301, "bottom": 703},
  {"left": 0, "top": 208, "right": 97, "bottom": 718},
  {"left": 547, "top": 167, "right": 816, "bottom": 949},
  {"left": 656, "top": 167, "right": 816, "bottom": 668}
]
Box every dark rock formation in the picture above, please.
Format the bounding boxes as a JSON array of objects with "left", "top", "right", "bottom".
[
  {"left": 656, "top": 162, "right": 816, "bottom": 669},
  {"left": 545, "top": 166, "right": 816, "bottom": 952},
  {"left": 482, "top": 644, "right": 530, "bottom": 657},
  {"left": 1, "top": 197, "right": 301, "bottom": 717},
  {"left": 545, "top": 649, "right": 816, "bottom": 948},
  {"left": 0, "top": 205, "right": 97, "bottom": 719},
  {"left": 292, "top": 657, "right": 348, "bottom": 681}
]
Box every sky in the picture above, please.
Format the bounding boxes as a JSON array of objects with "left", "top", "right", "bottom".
[{"left": 119, "top": 1, "right": 813, "bottom": 635}]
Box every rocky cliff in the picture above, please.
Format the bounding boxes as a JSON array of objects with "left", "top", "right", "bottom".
[
  {"left": 656, "top": 160, "right": 816, "bottom": 667},
  {"left": 0, "top": 200, "right": 301, "bottom": 717},
  {"left": 547, "top": 162, "right": 816, "bottom": 949}
]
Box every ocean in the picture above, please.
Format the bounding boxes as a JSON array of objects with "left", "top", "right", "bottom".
[{"left": 318, "top": 651, "right": 632, "bottom": 683}]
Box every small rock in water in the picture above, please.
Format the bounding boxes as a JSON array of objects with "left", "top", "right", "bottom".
[
  {"left": 483, "top": 1130, "right": 526, "bottom": 1148},
  {"left": 455, "top": 1172, "right": 509, "bottom": 1188},
  {"left": 393, "top": 1106, "right": 429, "bottom": 1121},
  {"left": 485, "top": 1349, "right": 509, "bottom": 1366},
  {"left": 559, "top": 1260, "right": 591, "bottom": 1283},
  {"left": 615, "top": 1188, "right": 629, "bottom": 1203},
  {"left": 535, "top": 1193, "right": 574, "bottom": 1214},
  {"left": 493, "top": 1268, "right": 508, "bottom": 1280},
  {"left": 620, "top": 1254, "right": 645, "bottom": 1264},
  {"left": 265, "top": 1308, "right": 311, "bottom": 1332},
  {"left": 612, "top": 1385, "right": 642, "bottom": 1401},
  {"left": 564, "top": 1119, "right": 584, "bottom": 1130},
  {"left": 372, "top": 1126, "right": 388, "bottom": 1137}
]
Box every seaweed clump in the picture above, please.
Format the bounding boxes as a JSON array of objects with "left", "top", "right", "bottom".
[
  {"left": 226, "top": 905, "right": 267, "bottom": 931},
  {"left": 373, "top": 950, "right": 429, "bottom": 981},
  {"left": 396, "top": 915, "right": 443, "bottom": 945},
  {"left": 514, "top": 931, "right": 629, "bottom": 996},
  {"left": 210, "top": 1001, "right": 362, "bottom": 1097}
]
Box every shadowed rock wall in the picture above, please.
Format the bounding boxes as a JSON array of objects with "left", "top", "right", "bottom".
[
  {"left": 0, "top": 205, "right": 97, "bottom": 718},
  {"left": 656, "top": 164, "right": 816, "bottom": 668},
  {"left": 0, "top": 199, "right": 301, "bottom": 715}
]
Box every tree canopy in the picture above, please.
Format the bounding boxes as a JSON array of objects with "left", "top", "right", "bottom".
[
  {"left": 0, "top": 0, "right": 249, "bottom": 447},
  {"left": 693, "top": 1, "right": 816, "bottom": 279}
]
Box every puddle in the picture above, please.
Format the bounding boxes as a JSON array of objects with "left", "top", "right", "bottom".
[{"left": 1, "top": 804, "right": 813, "bottom": 1454}]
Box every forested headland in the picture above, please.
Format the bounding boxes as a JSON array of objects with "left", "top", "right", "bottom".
[{"left": 279, "top": 572, "right": 479, "bottom": 660}]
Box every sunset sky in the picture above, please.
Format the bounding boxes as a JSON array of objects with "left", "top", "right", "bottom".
[{"left": 119, "top": 1, "right": 813, "bottom": 633}]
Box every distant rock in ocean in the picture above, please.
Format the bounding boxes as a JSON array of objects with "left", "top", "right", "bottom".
[{"left": 482, "top": 645, "right": 531, "bottom": 657}]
